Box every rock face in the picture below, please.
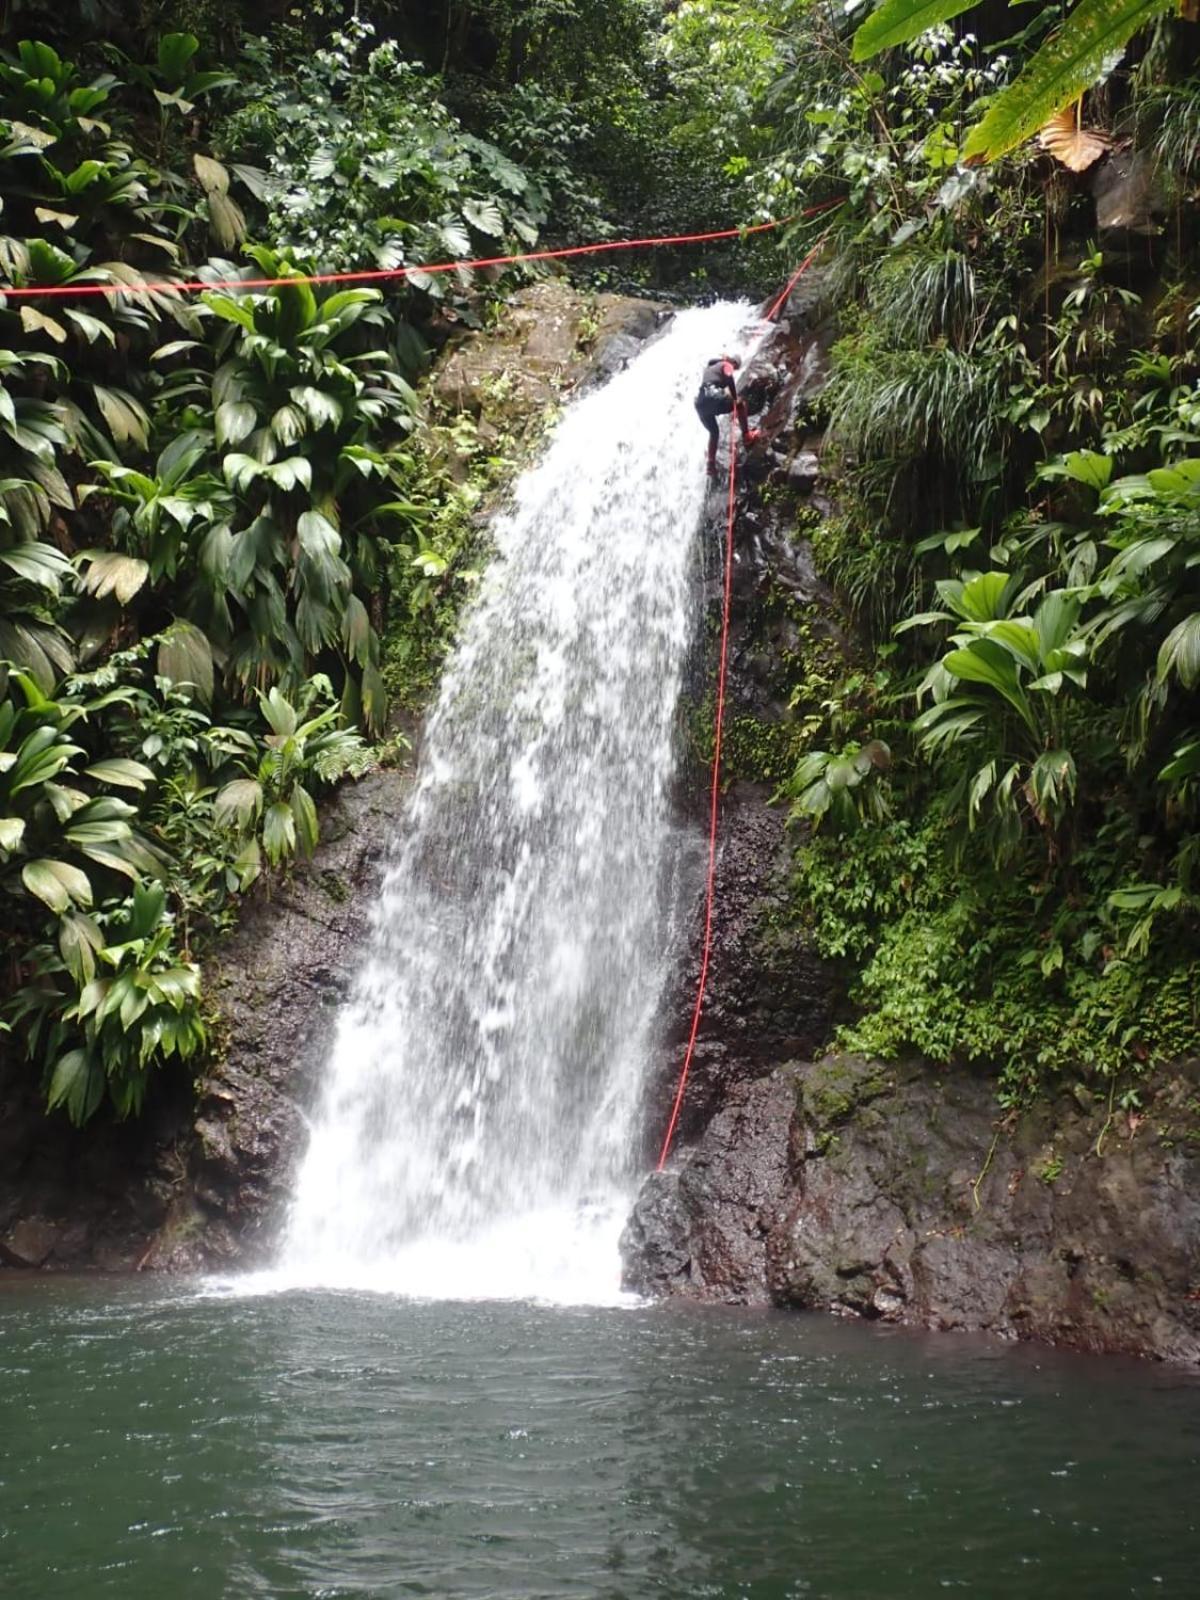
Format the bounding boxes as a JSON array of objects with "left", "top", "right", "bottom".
[
  {"left": 432, "top": 280, "right": 668, "bottom": 435},
  {"left": 622, "top": 1054, "right": 1200, "bottom": 1364}
]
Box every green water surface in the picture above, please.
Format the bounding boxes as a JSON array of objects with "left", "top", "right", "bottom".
[{"left": 2, "top": 1281, "right": 1198, "bottom": 1598}]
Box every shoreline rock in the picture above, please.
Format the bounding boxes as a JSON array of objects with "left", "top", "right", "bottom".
[{"left": 622, "top": 1053, "right": 1200, "bottom": 1365}]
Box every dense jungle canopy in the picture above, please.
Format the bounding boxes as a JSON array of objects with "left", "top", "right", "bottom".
[{"left": 1, "top": 0, "right": 1199, "bottom": 1128}]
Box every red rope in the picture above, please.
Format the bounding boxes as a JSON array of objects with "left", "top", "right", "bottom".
[
  {"left": 654, "top": 237, "right": 829, "bottom": 1174},
  {"left": 0, "top": 200, "right": 843, "bottom": 302},
  {"left": 655, "top": 431, "right": 739, "bottom": 1173}
]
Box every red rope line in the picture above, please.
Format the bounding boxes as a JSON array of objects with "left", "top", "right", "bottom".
[
  {"left": 655, "top": 429, "right": 739, "bottom": 1174},
  {"left": 654, "top": 236, "right": 829, "bottom": 1174},
  {"left": 0, "top": 200, "right": 843, "bottom": 302}
]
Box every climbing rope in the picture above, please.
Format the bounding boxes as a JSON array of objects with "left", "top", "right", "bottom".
[
  {"left": 0, "top": 202, "right": 843, "bottom": 301},
  {"left": 655, "top": 236, "right": 828, "bottom": 1174}
]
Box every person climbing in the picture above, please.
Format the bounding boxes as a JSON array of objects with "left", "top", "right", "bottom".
[{"left": 694, "top": 353, "right": 759, "bottom": 478}]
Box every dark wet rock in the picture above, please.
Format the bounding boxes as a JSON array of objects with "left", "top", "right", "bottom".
[
  {"left": 624, "top": 1053, "right": 1200, "bottom": 1364},
  {"left": 638, "top": 308, "right": 841, "bottom": 1159},
  {"left": 623, "top": 1071, "right": 796, "bottom": 1302},
  {"left": 639, "top": 784, "right": 833, "bottom": 1166},
  {"left": 1094, "top": 151, "right": 1164, "bottom": 236}
]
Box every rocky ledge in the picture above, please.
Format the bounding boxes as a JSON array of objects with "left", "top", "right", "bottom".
[{"left": 623, "top": 1052, "right": 1200, "bottom": 1364}]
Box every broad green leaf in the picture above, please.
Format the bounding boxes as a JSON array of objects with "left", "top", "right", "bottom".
[
  {"left": 0, "top": 816, "right": 26, "bottom": 851},
  {"left": 62, "top": 309, "right": 115, "bottom": 346},
  {"left": 941, "top": 571, "right": 1013, "bottom": 623},
  {"left": 983, "top": 619, "right": 1041, "bottom": 671},
  {"left": 215, "top": 399, "right": 256, "bottom": 447},
  {"left": 123, "top": 881, "right": 167, "bottom": 941},
  {"left": 0, "top": 542, "right": 71, "bottom": 591},
  {"left": 22, "top": 857, "right": 93, "bottom": 913},
  {"left": 1160, "top": 740, "right": 1200, "bottom": 783},
  {"left": 262, "top": 799, "right": 296, "bottom": 864},
  {"left": 1146, "top": 459, "right": 1200, "bottom": 500},
  {"left": 291, "top": 782, "right": 319, "bottom": 857},
  {"left": 914, "top": 527, "right": 981, "bottom": 557},
  {"left": 258, "top": 687, "right": 297, "bottom": 738},
  {"left": 147, "top": 966, "right": 201, "bottom": 1007},
  {"left": 203, "top": 293, "right": 256, "bottom": 332},
  {"left": 205, "top": 188, "right": 246, "bottom": 252},
  {"left": 1029, "top": 749, "right": 1077, "bottom": 814},
  {"left": 58, "top": 911, "right": 104, "bottom": 984},
  {"left": 84, "top": 757, "right": 157, "bottom": 790},
  {"left": 94, "top": 386, "right": 151, "bottom": 449},
  {"left": 341, "top": 593, "right": 371, "bottom": 665},
  {"left": 1034, "top": 591, "right": 1082, "bottom": 657},
  {"left": 962, "top": 0, "right": 1172, "bottom": 164},
  {"left": 894, "top": 610, "right": 953, "bottom": 634},
  {"left": 290, "top": 386, "right": 343, "bottom": 430},
  {"left": 462, "top": 198, "right": 504, "bottom": 236},
  {"left": 1158, "top": 613, "right": 1200, "bottom": 689},
  {"left": 158, "top": 619, "right": 214, "bottom": 703},
  {"left": 1061, "top": 450, "right": 1113, "bottom": 492},
  {"left": 943, "top": 639, "right": 1035, "bottom": 729},
  {"left": 262, "top": 456, "right": 312, "bottom": 493},
  {"left": 19, "top": 306, "right": 67, "bottom": 344},
  {"left": 47, "top": 1048, "right": 104, "bottom": 1124},
  {"left": 853, "top": 0, "right": 979, "bottom": 60},
  {"left": 271, "top": 403, "right": 306, "bottom": 447},
  {"left": 214, "top": 777, "right": 263, "bottom": 828},
  {"left": 222, "top": 452, "right": 262, "bottom": 491},
  {"left": 361, "top": 659, "right": 388, "bottom": 733},
  {"left": 158, "top": 32, "right": 201, "bottom": 79}
]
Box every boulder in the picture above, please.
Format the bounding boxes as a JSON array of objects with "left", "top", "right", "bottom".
[{"left": 623, "top": 1053, "right": 1200, "bottom": 1364}]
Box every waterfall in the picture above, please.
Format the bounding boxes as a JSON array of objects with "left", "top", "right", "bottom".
[{"left": 274, "top": 301, "right": 757, "bottom": 1302}]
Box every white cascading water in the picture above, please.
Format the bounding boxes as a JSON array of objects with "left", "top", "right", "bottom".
[{"left": 272, "top": 301, "right": 758, "bottom": 1303}]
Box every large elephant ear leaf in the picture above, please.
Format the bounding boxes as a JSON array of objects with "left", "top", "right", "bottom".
[
  {"left": 962, "top": 0, "right": 1172, "bottom": 164},
  {"left": 852, "top": 0, "right": 977, "bottom": 60}
]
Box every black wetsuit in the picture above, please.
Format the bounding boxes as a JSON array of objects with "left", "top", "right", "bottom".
[{"left": 694, "top": 358, "right": 738, "bottom": 446}]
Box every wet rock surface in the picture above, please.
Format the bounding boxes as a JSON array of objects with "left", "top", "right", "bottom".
[
  {"left": 432, "top": 280, "right": 666, "bottom": 434},
  {"left": 623, "top": 1054, "right": 1200, "bottom": 1364}
]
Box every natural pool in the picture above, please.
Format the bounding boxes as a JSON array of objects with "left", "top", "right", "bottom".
[{"left": 2, "top": 1281, "right": 1198, "bottom": 1598}]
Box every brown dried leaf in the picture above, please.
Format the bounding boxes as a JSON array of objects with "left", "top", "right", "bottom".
[{"left": 1036, "top": 108, "right": 1112, "bottom": 173}]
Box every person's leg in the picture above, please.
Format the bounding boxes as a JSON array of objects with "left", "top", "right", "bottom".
[{"left": 696, "top": 398, "right": 721, "bottom": 474}]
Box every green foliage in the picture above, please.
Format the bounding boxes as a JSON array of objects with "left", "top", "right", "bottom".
[
  {"left": 761, "top": 5, "right": 1200, "bottom": 1102},
  {"left": 0, "top": 658, "right": 371, "bottom": 1124},
  {"left": 791, "top": 812, "right": 1200, "bottom": 1100},
  {"left": 217, "top": 19, "right": 546, "bottom": 282},
  {"left": 213, "top": 679, "right": 371, "bottom": 870},
  {"left": 852, "top": 0, "right": 1175, "bottom": 164}
]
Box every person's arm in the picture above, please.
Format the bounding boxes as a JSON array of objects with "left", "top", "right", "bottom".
[{"left": 721, "top": 362, "right": 739, "bottom": 399}]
